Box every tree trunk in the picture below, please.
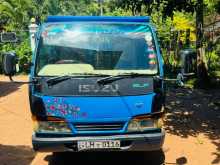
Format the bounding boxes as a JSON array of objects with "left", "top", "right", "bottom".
[{"left": 196, "top": 0, "right": 209, "bottom": 87}]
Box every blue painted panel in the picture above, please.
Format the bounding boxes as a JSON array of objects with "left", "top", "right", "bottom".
[
  {"left": 122, "top": 93, "right": 155, "bottom": 116},
  {"left": 42, "top": 94, "right": 154, "bottom": 123},
  {"left": 45, "top": 16, "right": 150, "bottom": 23}
]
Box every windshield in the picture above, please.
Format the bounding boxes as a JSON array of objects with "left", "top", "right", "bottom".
[{"left": 36, "top": 22, "right": 158, "bottom": 76}]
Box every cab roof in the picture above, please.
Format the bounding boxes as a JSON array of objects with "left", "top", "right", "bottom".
[{"left": 45, "top": 16, "right": 150, "bottom": 23}]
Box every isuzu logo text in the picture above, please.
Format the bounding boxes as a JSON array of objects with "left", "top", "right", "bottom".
[{"left": 79, "top": 84, "right": 119, "bottom": 93}]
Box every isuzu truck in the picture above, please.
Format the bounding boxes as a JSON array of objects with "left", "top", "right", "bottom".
[{"left": 2, "top": 16, "right": 166, "bottom": 152}]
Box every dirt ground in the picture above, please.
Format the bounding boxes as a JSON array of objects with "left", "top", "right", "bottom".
[{"left": 0, "top": 75, "right": 219, "bottom": 165}]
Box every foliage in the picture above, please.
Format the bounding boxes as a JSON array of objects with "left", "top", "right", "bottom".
[
  {"left": 0, "top": 0, "right": 33, "bottom": 30},
  {"left": 216, "top": 1, "right": 220, "bottom": 14},
  {"left": 172, "top": 11, "right": 196, "bottom": 41},
  {"left": 150, "top": 2, "right": 173, "bottom": 47},
  {"left": 206, "top": 51, "right": 220, "bottom": 70},
  {"left": 115, "top": 0, "right": 197, "bottom": 17},
  {"left": 206, "top": 37, "right": 220, "bottom": 72},
  {"left": 0, "top": 0, "right": 219, "bottom": 75},
  {"left": 114, "top": 0, "right": 154, "bottom": 16},
  {"left": 15, "top": 39, "right": 32, "bottom": 73}
]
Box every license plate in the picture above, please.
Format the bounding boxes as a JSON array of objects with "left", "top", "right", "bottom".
[{"left": 77, "top": 140, "right": 120, "bottom": 150}]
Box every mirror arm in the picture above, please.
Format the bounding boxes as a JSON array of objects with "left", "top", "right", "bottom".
[
  {"left": 9, "top": 75, "right": 36, "bottom": 84},
  {"left": 154, "top": 76, "right": 183, "bottom": 81},
  {"left": 154, "top": 75, "right": 185, "bottom": 86},
  {"left": 163, "top": 78, "right": 182, "bottom": 81},
  {"left": 183, "top": 73, "right": 195, "bottom": 76}
]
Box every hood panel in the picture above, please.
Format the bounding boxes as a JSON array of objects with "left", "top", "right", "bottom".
[{"left": 42, "top": 94, "right": 154, "bottom": 122}]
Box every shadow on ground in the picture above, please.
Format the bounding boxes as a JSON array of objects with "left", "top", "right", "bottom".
[
  {"left": 0, "top": 144, "right": 35, "bottom": 165},
  {"left": 0, "top": 81, "right": 24, "bottom": 97},
  {"left": 44, "top": 151, "right": 165, "bottom": 165},
  {"left": 164, "top": 87, "right": 220, "bottom": 164}
]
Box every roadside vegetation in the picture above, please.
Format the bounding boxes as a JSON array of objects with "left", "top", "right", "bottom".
[
  {"left": 0, "top": 0, "right": 219, "bottom": 87},
  {"left": 0, "top": 1, "right": 220, "bottom": 164}
]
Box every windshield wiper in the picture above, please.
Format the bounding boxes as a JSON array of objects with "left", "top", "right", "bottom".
[
  {"left": 46, "top": 73, "right": 109, "bottom": 87},
  {"left": 97, "top": 73, "right": 151, "bottom": 85}
]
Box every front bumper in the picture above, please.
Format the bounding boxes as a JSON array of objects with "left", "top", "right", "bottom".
[{"left": 32, "top": 130, "right": 165, "bottom": 152}]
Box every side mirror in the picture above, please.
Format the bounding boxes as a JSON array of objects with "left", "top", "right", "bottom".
[
  {"left": 180, "top": 49, "right": 197, "bottom": 77},
  {"left": 177, "top": 73, "right": 184, "bottom": 86},
  {"left": 2, "top": 52, "right": 18, "bottom": 76},
  {"left": 1, "top": 52, "right": 34, "bottom": 84}
]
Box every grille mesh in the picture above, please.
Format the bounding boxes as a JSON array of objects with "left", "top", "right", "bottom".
[{"left": 74, "top": 122, "right": 124, "bottom": 132}]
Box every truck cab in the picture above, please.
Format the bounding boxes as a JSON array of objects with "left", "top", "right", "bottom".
[{"left": 3, "top": 16, "right": 165, "bottom": 152}]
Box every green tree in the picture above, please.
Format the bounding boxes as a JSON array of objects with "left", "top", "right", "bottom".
[
  {"left": 114, "top": 0, "right": 159, "bottom": 16},
  {"left": 115, "top": 0, "right": 197, "bottom": 17},
  {"left": 0, "top": 0, "right": 33, "bottom": 30}
]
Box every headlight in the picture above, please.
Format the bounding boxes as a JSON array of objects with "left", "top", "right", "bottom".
[
  {"left": 34, "top": 121, "right": 72, "bottom": 133},
  {"left": 127, "top": 117, "right": 163, "bottom": 132}
]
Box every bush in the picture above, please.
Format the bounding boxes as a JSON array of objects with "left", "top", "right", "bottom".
[{"left": 15, "top": 39, "right": 32, "bottom": 73}]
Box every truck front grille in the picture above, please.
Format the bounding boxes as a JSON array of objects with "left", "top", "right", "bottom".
[{"left": 74, "top": 122, "right": 125, "bottom": 132}]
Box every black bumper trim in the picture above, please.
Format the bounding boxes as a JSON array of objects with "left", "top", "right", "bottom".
[{"left": 32, "top": 130, "right": 165, "bottom": 152}]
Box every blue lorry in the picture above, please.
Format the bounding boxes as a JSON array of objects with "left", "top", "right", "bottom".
[{"left": 2, "top": 16, "right": 166, "bottom": 152}]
